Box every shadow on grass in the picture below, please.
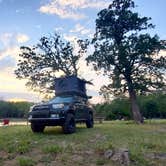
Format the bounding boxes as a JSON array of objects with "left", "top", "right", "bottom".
[{"left": 43, "top": 125, "right": 90, "bottom": 136}]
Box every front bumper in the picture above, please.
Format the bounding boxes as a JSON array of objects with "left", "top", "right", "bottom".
[{"left": 28, "top": 117, "right": 65, "bottom": 126}]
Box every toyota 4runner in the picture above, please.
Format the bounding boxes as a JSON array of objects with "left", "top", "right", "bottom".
[{"left": 28, "top": 95, "right": 94, "bottom": 134}]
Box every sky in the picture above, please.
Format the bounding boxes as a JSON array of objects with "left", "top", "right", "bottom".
[{"left": 0, "top": 0, "right": 166, "bottom": 103}]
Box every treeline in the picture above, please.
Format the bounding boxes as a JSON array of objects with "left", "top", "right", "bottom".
[
  {"left": 94, "top": 93, "right": 166, "bottom": 120},
  {"left": 0, "top": 101, "right": 33, "bottom": 118},
  {"left": 0, "top": 93, "right": 166, "bottom": 120}
]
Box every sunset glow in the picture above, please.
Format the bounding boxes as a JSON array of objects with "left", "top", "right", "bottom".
[{"left": 8, "top": 98, "right": 27, "bottom": 103}]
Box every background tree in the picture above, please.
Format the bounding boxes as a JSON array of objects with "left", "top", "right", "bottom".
[
  {"left": 94, "top": 93, "right": 166, "bottom": 120},
  {"left": 86, "top": 0, "right": 166, "bottom": 123},
  {"left": 15, "top": 33, "right": 85, "bottom": 95},
  {"left": 0, "top": 101, "right": 33, "bottom": 118}
]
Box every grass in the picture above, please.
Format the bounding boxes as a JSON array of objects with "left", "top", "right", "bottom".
[
  {"left": 42, "top": 144, "right": 63, "bottom": 154},
  {"left": 17, "top": 157, "right": 36, "bottom": 166},
  {"left": 0, "top": 120, "right": 165, "bottom": 166}
]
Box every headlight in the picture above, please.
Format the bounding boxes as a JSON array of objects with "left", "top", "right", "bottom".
[
  {"left": 52, "top": 104, "right": 64, "bottom": 109},
  {"left": 28, "top": 115, "right": 32, "bottom": 119},
  {"left": 50, "top": 114, "right": 59, "bottom": 118}
]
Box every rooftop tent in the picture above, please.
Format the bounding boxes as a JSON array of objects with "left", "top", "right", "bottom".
[{"left": 54, "top": 76, "right": 92, "bottom": 98}]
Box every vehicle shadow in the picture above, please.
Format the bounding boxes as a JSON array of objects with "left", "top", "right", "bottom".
[{"left": 43, "top": 125, "right": 90, "bottom": 135}]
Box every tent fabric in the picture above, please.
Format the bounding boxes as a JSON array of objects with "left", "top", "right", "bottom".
[{"left": 54, "top": 76, "right": 87, "bottom": 97}]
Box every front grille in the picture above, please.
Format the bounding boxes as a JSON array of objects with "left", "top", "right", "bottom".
[
  {"left": 32, "top": 105, "right": 50, "bottom": 118},
  {"left": 33, "top": 105, "right": 50, "bottom": 112},
  {"left": 33, "top": 114, "right": 48, "bottom": 118}
]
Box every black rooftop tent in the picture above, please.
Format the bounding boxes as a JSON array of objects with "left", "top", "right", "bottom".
[{"left": 54, "top": 76, "right": 92, "bottom": 98}]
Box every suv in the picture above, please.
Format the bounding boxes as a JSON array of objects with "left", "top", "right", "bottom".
[{"left": 28, "top": 95, "right": 94, "bottom": 134}]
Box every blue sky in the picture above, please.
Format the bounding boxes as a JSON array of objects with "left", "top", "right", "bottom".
[{"left": 0, "top": 0, "right": 166, "bottom": 103}]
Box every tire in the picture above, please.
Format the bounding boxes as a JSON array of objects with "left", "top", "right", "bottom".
[
  {"left": 86, "top": 114, "right": 94, "bottom": 128},
  {"left": 62, "top": 113, "right": 76, "bottom": 134},
  {"left": 31, "top": 123, "right": 45, "bottom": 133}
]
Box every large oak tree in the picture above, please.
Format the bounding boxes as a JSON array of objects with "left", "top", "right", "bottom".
[
  {"left": 15, "top": 33, "right": 85, "bottom": 95},
  {"left": 86, "top": 0, "right": 166, "bottom": 123}
]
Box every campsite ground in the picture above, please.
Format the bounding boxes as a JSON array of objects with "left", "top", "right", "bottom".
[{"left": 0, "top": 120, "right": 165, "bottom": 166}]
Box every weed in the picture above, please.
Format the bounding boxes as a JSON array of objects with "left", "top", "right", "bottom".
[
  {"left": 17, "top": 142, "right": 30, "bottom": 154},
  {"left": 39, "top": 155, "right": 52, "bottom": 163},
  {"left": 130, "top": 153, "right": 150, "bottom": 166},
  {"left": 42, "top": 145, "right": 63, "bottom": 154},
  {"left": 6, "top": 140, "right": 30, "bottom": 154},
  {"left": 142, "top": 142, "right": 161, "bottom": 151},
  {"left": 17, "top": 157, "right": 36, "bottom": 166},
  {"left": 65, "top": 144, "right": 74, "bottom": 153},
  {"left": 95, "top": 142, "right": 114, "bottom": 155},
  {"left": 7, "top": 143, "right": 16, "bottom": 153},
  {"left": 0, "top": 157, "right": 4, "bottom": 166},
  {"left": 96, "top": 159, "right": 107, "bottom": 165}
]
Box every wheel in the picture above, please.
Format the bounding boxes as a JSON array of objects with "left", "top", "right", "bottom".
[
  {"left": 62, "top": 113, "right": 76, "bottom": 134},
  {"left": 86, "top": 114, "right": 94, "bottom": 128},
  {"left": 31, "top": 123, "right": 45, "bottom": 133}
]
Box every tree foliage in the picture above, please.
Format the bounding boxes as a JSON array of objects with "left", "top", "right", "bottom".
[
  {"left": 86, "top": 0, "right": 166, "bottom": 123},
  {"left": 15, "top": 33, "right": 85, "bottom": 94},
  {"left": 95, "top": 93, "right": 166, "bottom": 120},
  {"left": 0, "top": 101, "right": 33, "bottom": 118}
]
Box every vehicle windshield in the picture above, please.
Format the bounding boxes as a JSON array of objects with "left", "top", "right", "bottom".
[{"left": 48, "top": 96, "right": 74, "bottom": 104}]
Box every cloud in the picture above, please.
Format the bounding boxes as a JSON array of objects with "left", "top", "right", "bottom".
[
  {"left": 39, "top": 2, "right": 85, "bottom": 20},
  {"left": 35, "top": 24, "right": 42, "bottom": 29},
  {"left": 0, "top": 33, "right": 29, "bottom": 62},
  {"left": 78, "top": 59, "right": 109, "bottom": 91},
  {"left": 0, "top": 33, "right": 29, "bottom": 46},
  {"left": 15, "top": 9, "right": 25, "bottom": 14},
  {"left": 0, "top": 31, "right": 39, "bottom": 103},
  {"left": 16, "top": 34, "right": 29, "bottom": 43},
  {"left": 0, "top": 55, "right": 16, "bottom": 70},
  {"left": 47, "top": 0, "right": 110, "bottom": 9},
  {"left": 0, "top": 46, "right": 20, "bottom": 59},
  {"left": 0, "top": 92, "right": 41, "bottom": 103},
  {"left": 0, "top": 33, "right": 14, "bottom": 47},
  {"left": 54, "top": 27, "right": 64, "bottom": 32},
  {"left": 70, "top": 23, "right": 91, "bottom": 35},
  {"left": 63, "top": 34, "right": 77, "bottom": 42},
  {"left": 0, "top": 46, "right": 21, "bottom": 90},
  {"left": 0, "top": 68, "right": 41, "bottom": 101},
  {"left": 39, "top": 0, "right": 110, "bottom": 20}
]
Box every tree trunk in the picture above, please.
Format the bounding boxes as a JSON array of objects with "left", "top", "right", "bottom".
[{"left": 129, "top": 89, "right": 144, "bottom": 124}]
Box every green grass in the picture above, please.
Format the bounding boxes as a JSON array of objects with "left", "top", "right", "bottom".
[
  {"left": 42, "top": 144, "right": 63, "bottom": 154},
  {"left": 17, "top": 157, "right": 36, "bottom": 166},
  {"left": 0, "top": 120, "right": 166, "bottom": 166}
]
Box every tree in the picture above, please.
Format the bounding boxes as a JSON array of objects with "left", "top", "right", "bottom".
[
  {"left": 94, "top": 93, "right": 166, "bottom": 120},
  {"left": 15, "top": 33, "right": 85, "bottom": 95},
  {"left": 0, "top": 101, "right": 33, "bottom": 118},
  {"left": 86, "top": 0, "right": 166, "bottom": 123}
]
